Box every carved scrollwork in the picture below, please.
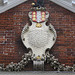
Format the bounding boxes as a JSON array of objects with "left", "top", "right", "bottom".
[
  {"left": 49, "top": 23, "right": 57, "bottom": 41},
  {"left": 21, "top": 23, "right": 29, "bottom": 34}
]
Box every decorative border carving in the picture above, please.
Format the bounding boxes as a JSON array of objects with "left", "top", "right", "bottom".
[{"left": 0, "top": 50, "right": 75, "bottom": 72}]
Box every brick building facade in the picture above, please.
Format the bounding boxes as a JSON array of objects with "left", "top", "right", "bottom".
[{"left": 0, "top": 0, "right": 75, "bottom": 71}]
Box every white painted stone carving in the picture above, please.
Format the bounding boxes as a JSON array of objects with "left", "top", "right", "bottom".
[{"left": 21, "top": 11, "right": 57, "bottom": 57}]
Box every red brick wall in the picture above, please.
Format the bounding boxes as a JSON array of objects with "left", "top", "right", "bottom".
[{"left": 0, "top": 0, "right": 75, "bottom": 71}]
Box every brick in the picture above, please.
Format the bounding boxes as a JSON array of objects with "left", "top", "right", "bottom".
[{"left": 0, "top": 0, "right": 75, "bottom": 70}]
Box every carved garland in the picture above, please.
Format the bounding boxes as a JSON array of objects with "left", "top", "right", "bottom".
[{"left": 0, "top": 50, "right": 75, "bottom": 72}]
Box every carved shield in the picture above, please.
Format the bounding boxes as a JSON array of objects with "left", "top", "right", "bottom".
[{"left": 32, "top": 11, "right": 46, "bottom": 22}]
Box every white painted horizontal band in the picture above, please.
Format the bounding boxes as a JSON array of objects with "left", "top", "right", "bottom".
[
  {"left": 50, "top": 0, "right": 75, "bottom": 13},
  {"left": 0, "top": 0, "right": 27, "bottom": 13},
  {"left": 0, "top": 0, "right": 75, "bottom": 13},
  {"left": 72, "top": 1, "right": 75, "bottom": 5}
]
